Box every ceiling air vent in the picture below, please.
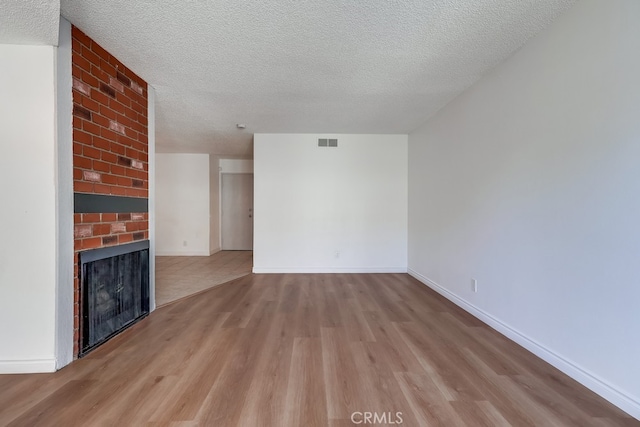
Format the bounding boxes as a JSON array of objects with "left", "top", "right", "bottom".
[{"left": 318, "top": 138, "right": 338, "bottom": 147}]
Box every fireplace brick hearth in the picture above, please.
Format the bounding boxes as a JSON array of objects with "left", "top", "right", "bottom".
[{"left": 71, "top": 26, "right": 149, "bottom": 357}]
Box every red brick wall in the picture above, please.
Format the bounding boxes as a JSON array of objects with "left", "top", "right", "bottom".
[
  {"left": 71, "top": 26, "right": 149, "bottom": 356},
  {"left": 72, "top": 27, "right": 148, "bottom": 198},
  {"left": 74, "top": 213, "right": 150, "bottom": 249}
]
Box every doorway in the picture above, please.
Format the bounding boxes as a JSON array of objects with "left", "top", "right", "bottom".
[{"left": 221, "top": 173, "right": 254, "bottom": 250}]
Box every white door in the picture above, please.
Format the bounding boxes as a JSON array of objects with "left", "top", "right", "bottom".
[{"left": 221, "top": 173, "right": 253, "bottom": 250}]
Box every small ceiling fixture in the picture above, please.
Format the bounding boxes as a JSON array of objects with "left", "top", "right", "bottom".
[{"left": 236, "top": 123, "right": 246, "bottom": 129}]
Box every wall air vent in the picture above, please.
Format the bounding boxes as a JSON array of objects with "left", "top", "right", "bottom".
[{"left": 318, "top": 138, "right": 338, "bottom": 147}]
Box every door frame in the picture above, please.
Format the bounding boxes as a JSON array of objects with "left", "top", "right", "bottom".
[{"left": 219, "top": 172, "right": 254, "bottom": 250}]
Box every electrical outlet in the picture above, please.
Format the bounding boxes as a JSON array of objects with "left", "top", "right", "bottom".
[
  {"left": 335, "top": 251, "right": 340, "bottom": 259},
  {"left": 472, "top": 278, "right": 478, "bottom": 293},
  {"left": 183, "top": 240, "right": 188, "bottom": 247}
]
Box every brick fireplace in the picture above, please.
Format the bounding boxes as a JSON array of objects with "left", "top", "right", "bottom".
[{"left": 71, "top": 26, "right": 149, "bottom": 356}]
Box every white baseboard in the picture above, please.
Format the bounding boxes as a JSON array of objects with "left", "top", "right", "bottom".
[
  {"left": 0, "top": 359, "right": 57, "bottom": 374},
  {"left": 407, "top": 268, "right": 640, "bottom": 420},
  {"left": 253, "top": 267, "right": 407, "bottom": 274},
  {"left": 155, "top": 250, "right": 211, "bottom": 257},
  {"left": 209, "top": 247, "right": 221, "bottom": 256}
]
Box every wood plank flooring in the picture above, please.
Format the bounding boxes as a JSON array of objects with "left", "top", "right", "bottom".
[{"left": 0, "top": 273, "right": 636, "bottom": 426}]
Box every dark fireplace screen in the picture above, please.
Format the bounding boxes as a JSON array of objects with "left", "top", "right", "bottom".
[{"left": 79, "top": 240, "right": 150, "bottom": 356}]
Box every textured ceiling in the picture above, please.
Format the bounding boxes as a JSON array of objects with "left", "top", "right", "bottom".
[
  {"left": 0, "top": 0, "right": 60, "bottom": 45},
  {"left": 56, "top": 1, "right": 576, "bottom": 157}
]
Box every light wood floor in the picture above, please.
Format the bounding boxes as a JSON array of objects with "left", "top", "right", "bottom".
[
  {"left": 155, "top": 251, "right": 253, "bottom": 306},
  {"left": 0, "top": 274, "right": 636, "bottom": 426}
]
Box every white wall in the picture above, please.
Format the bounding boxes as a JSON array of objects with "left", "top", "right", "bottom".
[
  {"left": 254, "top": 134, "right": 407, "bottom": 273},
  {"left": 408, "top": 0, "right": 640, "bottom": 417},
  {"left": 0, "top": 44, "right": 58, "bottom": 373},
  {"left": 147, "top": 86, "right": 157, "bottom": 310},
  {"left": 55, "top": 17, "right": 74, "bottom": 369},
  {"left": 156, "top": 153, "right": 210, "bottom": 256},
  {"left": 209, "top": 156, "right": 220, "bottom": 255}
]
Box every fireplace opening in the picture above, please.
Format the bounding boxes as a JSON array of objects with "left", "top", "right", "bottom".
[{"left": 79, "top": 240, "right": 150, "bottom": 357}]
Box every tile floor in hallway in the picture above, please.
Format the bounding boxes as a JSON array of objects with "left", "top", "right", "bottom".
[{"left": 155, "top": 251, "right": 253, "bottom": 306}]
